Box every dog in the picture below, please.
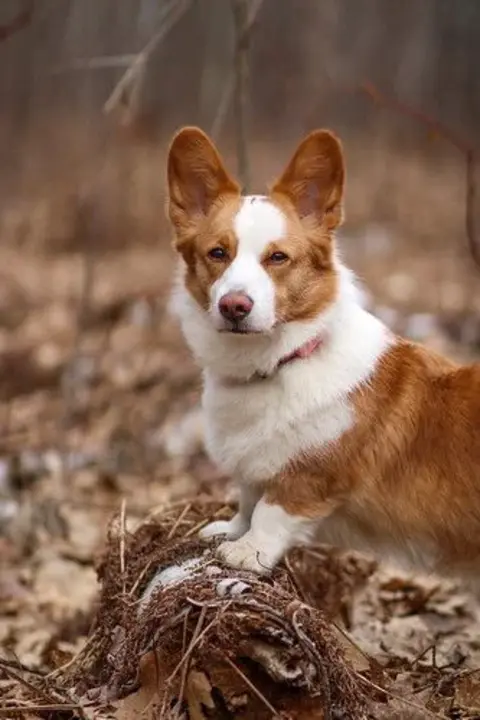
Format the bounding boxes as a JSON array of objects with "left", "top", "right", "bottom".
[{"left": 166, "top": 125, "right": 480, "bottom": 587}]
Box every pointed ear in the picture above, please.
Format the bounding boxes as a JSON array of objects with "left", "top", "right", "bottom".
[
  {"left": 271, "top": 130, "right": 345, "bottom": 230},
  {"left": 167, "top": 126, "right": 240, "bottom": 233}
]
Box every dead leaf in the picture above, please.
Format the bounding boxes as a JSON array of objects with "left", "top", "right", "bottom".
[{"left": 185, "top": 670, "right": 215, "bottom": 720}]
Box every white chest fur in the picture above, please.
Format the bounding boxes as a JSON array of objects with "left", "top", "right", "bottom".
[
  {"left": 170, "top": 261, "right": 392, "bottom": 485},
  {"left": 203, "top": 364, "right": 353, "bottom": 482},
  {"left": 202, "top": 306, "right": 391, "bottom": 483}
]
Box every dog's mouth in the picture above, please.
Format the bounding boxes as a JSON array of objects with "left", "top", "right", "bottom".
[
  {"left": 218, "top": 321, "right": 279, "bottom": 336},
  {"left": 219, "top": 325, "right": 263, "bottom": 335},
  {"left": 230, "top": 326, "right": 251, "bottom": 334},
  {"left": 214, "top": 314, "right": 279, "bottom": 336}
]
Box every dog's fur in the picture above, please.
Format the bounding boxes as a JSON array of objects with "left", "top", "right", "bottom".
[{"left": 167, "top": 126, "right": 480, "bottom": 586}]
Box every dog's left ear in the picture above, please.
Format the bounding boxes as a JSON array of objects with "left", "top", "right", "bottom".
[
  {"left": 271, "top": 130, "right": 345, "bottom": 230},
  {"left": 167, "top": 126, "right": 240, "bottom": 234}
]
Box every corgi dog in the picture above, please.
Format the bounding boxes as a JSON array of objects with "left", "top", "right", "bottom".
[{"left": 166, "top": 126, "right": 480, "bottom": 585}]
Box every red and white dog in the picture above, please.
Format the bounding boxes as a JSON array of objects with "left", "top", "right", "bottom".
[{"left": 167, "top": 126, "right": 480, "bottom": 584}]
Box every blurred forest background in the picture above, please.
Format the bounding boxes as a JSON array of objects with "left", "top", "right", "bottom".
[{"left": 1, "top": 0, "right": 480, "bottom": 703}]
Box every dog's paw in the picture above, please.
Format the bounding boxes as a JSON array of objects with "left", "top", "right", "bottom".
[
  {"left": 216, "top": 536, "right": 272, "bottom": 574},
  {"left": 199, "top": 514, "right": 249, "bottom": 541}
]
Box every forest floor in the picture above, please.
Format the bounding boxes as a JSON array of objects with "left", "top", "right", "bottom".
[{"left": 1, "top": 231, "right": 480, "bottom": 719}]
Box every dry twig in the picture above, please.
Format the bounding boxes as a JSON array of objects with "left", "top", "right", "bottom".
[
  {"left": 211, "top": 0, "right": 265, "bottom": 143},
  {"left": 0, "top": 1, "right": 34, "bottom": 43},
  {"left": 51, "top": 54, "right": 137, "bottom": 73},
  {"left": 0, "top": 660, "right": 88, "bottom": 719},
  {"left": 104, "top": 0, "right": 192, "bottom": 118},
  {"left": 167, "top": 502, "right": 192, "bottom": 540},
  {"left": 119, "top": 497, "right": 127, "bottom": 595},
  {"left": 355, "top": 672, "right": 445, "bottom": 719},
  {"left": 359, "top": 81, "right": 479, "bottom": 269},
  {"left": 172, "top": 605, "right": 207, "bottom": 716},
  {"left": 291, "top": 607, "right": 332, "bottom": 720},
  {"left": 229, "top": 0, "right": 264, "bottom": 191},
  {"left": 0, "top": 662, "right": 53, "bottom": 706},
  {"left": 165, "top": 605, "right": 229, "bottom": 683},
  {"left": 0, "top": 704, "right": 82, "bottom": 716},
  {"left": 222, "top": 654, "right": 280, "bottom": 717}
]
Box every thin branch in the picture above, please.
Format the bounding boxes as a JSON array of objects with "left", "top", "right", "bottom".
[
  {"left": 46, "top": 631, "right": 98, "bottom": 680},
  {"left": 0, "top": 661, "right": 88, "bottom": 719},
  {"left": 210, "top": 0, "right": 265, "bottom": 143},
  {"left": 331, "top": 620, "right": 379, "bottom": 674},
  {"left": 103, "top": 0, "right": 192, "bottom": 117},
  {"left": 283, "top": 554, "right": 314, "bottom": 605},
  {"left": 166, "top": 608, "right": 224, "bottom": 683},
  {"left": 0, "top": 704, "right": 82, "bottom": 716},
  {"left": 0, "top": 0, "right": 34, "bottom": 43},
  {"left": 172, "top": 605, "right": 207, "bottom": 716},
  {"left": 210, "top": 75, "right": 235, "bottom": 142},
  {"left": 119, "top": 498, "right": 127, "bottom": 595},
  {"left": 355, "top": 672, "right": 445, "bottom": 719},
  {"left": 359, "top": 81, "right": 479, "bottom": 269},
  {"left": 51, "top": 54, "right": 137, "bottom": 74},
  {"left": 0, "top": 661, "right": 53, "bottom": 705},
  {"left": 0, "top": 658, "right": 46, "bottom": 677},
  {"left": 167, "top": 502, "right": 192, "bottom": 540},
  {"left": 359, "top": 81, "right": 471, "bottom": 154},
  {"left": 465, "top": 150, "right": 478, "bottom": 267},
  {"left": 230, "top": 0, "right": 264, "bottom": 192},
  {"left": 222, "top": 654, "right": 280, "bottom": 717},
  {"left": 244, "top": 0, "right": 266, "bottom": 33},
  {"left": 183, "top": 504, "right": 230, "bottom": 538},
  {"left": 291, "top": 608, "right": 332, "bottom": 720}
]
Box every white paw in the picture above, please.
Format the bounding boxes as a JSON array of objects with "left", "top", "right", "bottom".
[
  {"left": 216, "top": 536, "right": 273, "bottom": 574},
  {"left": 199, "top": 514, "right": 249, "bottom": 541}
]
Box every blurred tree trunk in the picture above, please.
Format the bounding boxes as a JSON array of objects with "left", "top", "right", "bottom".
[{"left": 197, "top": 0, "right": 233, "bottom": 133}]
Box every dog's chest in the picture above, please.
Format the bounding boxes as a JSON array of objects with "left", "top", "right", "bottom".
[{"left": 203, "top": 371, "right": 353, "bottom": 482}]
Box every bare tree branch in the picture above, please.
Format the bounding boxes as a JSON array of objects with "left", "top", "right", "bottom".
[
  {"left": 229, "top": 0, "right": 265, "bottom": 191},
  {"left": 359, "top": 81, "right": 479, "bottom": 269},
  {"left": 210, "top": 75, "right": 235, "bottom": 142},
  {"left": 51, "top": 55, "right": 137, "bottom": 74},
  {"left": 211, "top": 0, "right": 265, "bottom": 143},
  {"left": 359, "top": 81, "right": 473, "bottom": 155},
  {"left": 104, "top": 0, "right": 192, "bottom": 118},
  {"left": 0, "top": 0, "right": 34, "bottom": 43},
  {"left": 465, "top": 150, "right": 478, "bottom": 269},
  {"left": 231, "top": 0, "right": 251, "bottom": 191}
]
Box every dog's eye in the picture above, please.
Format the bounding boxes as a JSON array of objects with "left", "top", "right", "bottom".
[
  {"left": 208, "top": 246, "right": 228, "bottom": 260},
  {"left": 268, "top": 251, "right": 289, "bottom": 264}
]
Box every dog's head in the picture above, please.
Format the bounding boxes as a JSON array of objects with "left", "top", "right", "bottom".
[{"left": 167, "top": 127, "right": 345, "bottom": 335}]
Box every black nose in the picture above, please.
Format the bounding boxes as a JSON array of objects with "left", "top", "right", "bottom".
[{"left": 219, "top": 292, "right": 254, "bottom": 321}]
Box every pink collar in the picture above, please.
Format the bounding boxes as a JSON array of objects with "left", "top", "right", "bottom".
[
  {"left": 256, "top": 334, "right": 323, "bottom": 380},
  {"left": 277, "top": 334, "right": 323, "bottom": 369}
]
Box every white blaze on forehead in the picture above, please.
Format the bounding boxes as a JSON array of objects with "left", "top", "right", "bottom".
[
  {"left": 233, "top": 195, "right": 286, "bottom": 254},
  {"left": 210, "top": 196, "right": 287, "bottom": 332}
]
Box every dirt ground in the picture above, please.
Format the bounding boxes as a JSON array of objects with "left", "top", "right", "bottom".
[{"left": 0, "top": 212, "right": 480, "bottom": 718}]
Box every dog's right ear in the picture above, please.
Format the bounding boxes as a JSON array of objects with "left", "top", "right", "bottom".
[{"left": 167, "top": 127, "right": 240, "bottom": 235}]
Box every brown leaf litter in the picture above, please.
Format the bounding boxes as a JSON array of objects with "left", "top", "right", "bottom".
[
  {"left": 5, "top": 501, "right": 480, "bottom": 718},
  {"left": 0, "top": 240, "right": 479, "bottom": 719}
]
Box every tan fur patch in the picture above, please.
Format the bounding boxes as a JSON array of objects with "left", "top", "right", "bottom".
[
  {"left": 263, "top": 198, "right": 339, "bottom": 322},
  {"left": 265, "top": 340, "right": 480, "bottom": 577},
  {"left": 180, "top": 196, "right": 242, "bottom": 310}
]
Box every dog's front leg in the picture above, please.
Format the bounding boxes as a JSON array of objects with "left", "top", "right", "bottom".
[
  {"left": 199, "top": 483, "right": 262, "bottom": 541},
  {"left": 215, "top": 472, "right": 340, "bottom": 574},
  {"left": 215, "top": 496, "right": 325, "bottom": 574}
]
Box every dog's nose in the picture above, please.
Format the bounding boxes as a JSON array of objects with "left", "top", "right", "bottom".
[{"left": 218, "top": 292, "right": 254, "bottom": 322}]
